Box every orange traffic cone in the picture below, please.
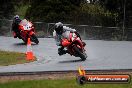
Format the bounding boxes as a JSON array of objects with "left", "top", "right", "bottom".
[{"left": 26, "top": 38, "right": 34, "bottom": 60}]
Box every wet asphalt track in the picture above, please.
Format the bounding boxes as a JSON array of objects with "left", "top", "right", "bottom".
[{"left": 0, "top": 36, "right": 132, "bottom": 72}]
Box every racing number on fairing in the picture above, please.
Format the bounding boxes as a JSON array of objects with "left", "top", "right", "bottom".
[{"left": 23, "top": 23, "right": 32, "bottom": 30}]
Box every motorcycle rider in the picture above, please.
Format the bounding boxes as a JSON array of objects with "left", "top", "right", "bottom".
[
  {"left": 53, "top": 22, "right": 85, "bottom": 56},
  {"left": 12, "top": 15, "right": 22, "bottom": 38}
]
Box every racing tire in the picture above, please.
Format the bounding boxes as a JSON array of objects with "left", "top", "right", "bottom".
[
  {"left": 73, "top": 46, "right": 87, "bottom": 61},
  {"left": 31, "top": 34, "right": 39, "bottom": 44}
]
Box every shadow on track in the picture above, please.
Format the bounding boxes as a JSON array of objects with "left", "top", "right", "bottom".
[
  {"left": 59, "top": 59, "right": 84, "bottom": 63},
  {"left": 14, "top": 42, "right": 26, "bottom": 46},
  {"left": 13, "top": 42, "right": 37, "bottom": 46}
]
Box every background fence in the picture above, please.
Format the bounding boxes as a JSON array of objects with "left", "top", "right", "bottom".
[{"left": 0, "top": 19, "right": 132, "bottom": 40}]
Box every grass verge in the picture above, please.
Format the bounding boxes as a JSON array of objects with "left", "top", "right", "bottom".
[
  {"left": 0, "top": 50, "right": 36, "bottom": 66},
  {"left": 0, "top": 78, "right": 131, "bottom": 88}
]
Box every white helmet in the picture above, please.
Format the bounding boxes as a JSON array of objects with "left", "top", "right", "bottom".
[
  {"left": 55, "top": 22, "right": 63, "bottom": 34},
  {"left": 14, "top": 15, "right": 19, "bottom": 20}
]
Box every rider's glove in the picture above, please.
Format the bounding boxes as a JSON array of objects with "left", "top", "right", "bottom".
[
  {"left": 74, "top": 31, "right": 82, "bottom": 40},
  {"left": 74, "top": 31, "right": 80, "bottom": 37}
]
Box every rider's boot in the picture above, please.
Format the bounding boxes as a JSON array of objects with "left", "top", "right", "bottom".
[{"left": 58, "top": 47, "right": 67, "bottom": 56}]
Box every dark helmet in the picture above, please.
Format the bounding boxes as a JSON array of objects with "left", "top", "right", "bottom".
[{"left": 55, "top": 22, "right": 63, "bottom": 35}]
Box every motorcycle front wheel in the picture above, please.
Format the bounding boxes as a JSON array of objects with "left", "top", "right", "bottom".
[
  {"left": 30, "top": 34, "right": 39, "bottom": 44},
  {"left": 73, "top": 46, "right": 87, "bottom": 61}
]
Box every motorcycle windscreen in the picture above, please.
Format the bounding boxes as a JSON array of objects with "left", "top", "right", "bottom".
[{"left": 19, "top": 19, "right": 32, "bottom": 31}]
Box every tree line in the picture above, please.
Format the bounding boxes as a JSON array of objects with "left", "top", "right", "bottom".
[
  {"left": 0, "top": 0, "right": 131, "bottom": 27},
  {"left": 0, "top": 0, "right": 132, "bottom": 40}
]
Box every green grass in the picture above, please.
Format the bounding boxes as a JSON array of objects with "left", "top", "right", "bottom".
[
  {"left": 0, "top": 50, "right": 35, "bottom": 66},
  {"left": 0, "top": 78, "right": 131, "bottom": 88}
]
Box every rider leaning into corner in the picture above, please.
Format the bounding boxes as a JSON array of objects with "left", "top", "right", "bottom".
[
  {"left": 12, "top": 15, "right": 22, "bottom": 38},
  {"left": 53, "top": 22, "right": 86, "bottom": 56}
]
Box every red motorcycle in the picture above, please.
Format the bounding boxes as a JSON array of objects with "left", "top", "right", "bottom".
[
  {"left": 17, "top": 19, "right": 39, "bottom": 44},
  {"left": 61, "top": 32, "right": 87, "bottom": 61}
]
